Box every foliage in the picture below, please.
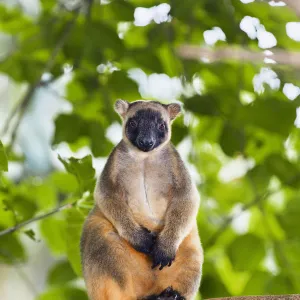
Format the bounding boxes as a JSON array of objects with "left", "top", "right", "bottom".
[
  {"left": 0, "top": 141, "right": 8, "bottom": 172},
  {"left": 1, "top": 0, "right": 300, "bottom": 299}
]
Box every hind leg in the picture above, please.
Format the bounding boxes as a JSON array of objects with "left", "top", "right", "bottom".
[
  {"left": 86, "top": 276, "right": 135, "bottom": 300},
  {"left": 81, "top": 208, "right": 155, "bottom": 300},
  {"left": 153, "top": 226, "right": 203, "bottom": 300}
]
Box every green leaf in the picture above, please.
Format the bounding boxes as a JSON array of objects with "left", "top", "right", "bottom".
[
  {"left": 245, "top": 128, "right": 283, "bottom": 164},
  {"left": 227, "top": 234, "right": 265, "bottom": 271},
  {"left": 82, "top": 21, "right": 124, "bottom": 61},
  {"left": 207, "top": 178, "right": 254, "bottom": 210},
  {"left": 265, "top": 154, "right": 300, "bottom": 187},
  {"left": 185, "top": 94, "right": 220, "bottom": 116},
  {"left": 54, "top": 114, "right": 113, "bottom": 158},
  {"left": 123, "top": 25, "right": 149, "bottom": 48},
  {"left": 172, "top": 0, "right": 201, "bottom": 21},
  {"left": 236, "top": 98, "right": 296, "bottom": 137},
  {"left": 243, "top": 271, "right": 270, "bottom": 295},
  {"left": 88, "top": 121, "right": 114, "bottom": 157},
  {"left": 0, "top": 233, "right": 26, "bottom": 264},
  {"left": 219, "top": 122, "right": 246, "bottom": 156},
  {"left": 93, "top": 23, "right": 124, "bottom": 53},
  {"left": 0, "top": 52, "right": 47, "bottom": 83},
  {"left": 47, "top": 260, "right": 77, "bottom": 286},
  {"left": 65, "top": 208, "right": 86, "bottom": 276},
  {"left": 171, "top": 117, "right": 188, "bottom": 146},
  {"left": 265, "top": 209, "right": 286, "bottom": 241},
  {"left": 50, "top": 172, "right": 79, "bottom": 194},
  {"left": 3, "top": 194, "right": 37, "bottom": 223},
  {"left": 54, "top": 114, "right": 86, "bottom": 145},
  {"left": 0, "top": 6, "right": 34, "bottom": 34},
  {"left": 247, "top": 165, "right": 271, "bottom": 194},
  {"left": 40, "top": 217, "right": 66, "bottom": 256},
  {"left": 274, "top": 240, "right": 300, "bottom": 291},
  {"left": 58, "top": 155, "right": 95, "bottom": 193},
  {"left": 0, "top": 141, "right": 8, "bottom": 172},
  {"left": 37, "top": 286, "right": 88, "bottom": 300},
  {"left": 192, "top": 144, "right": 223, "bottom": 180},
  {"left": 124, "top": 48, "right": 164, "bottom": 73},
  {"left": 92, "top": 1, "right": 135, "bottom": 21},
  {"left": 65, "top": 80, "right": 88, "bottom": 103},
  {"left": 157, "top": 44, "right": 183, "bottom": 77},
  {"left": 29, "top": 180, "right": 57, "bottom": 211},
  {"left": 107, "top": 71, "right": 141, "bottom": 101},
  {"left": 201, "top": 273, "right": 230, "bottom": 298},
  {"left": 278, "top": 197, "right": 300, "bottom": 240},
  {"left": 0, "top": 198, "right": 15, "bottom": 228},
  {"left": 24, "top": 229, "right": 38, "bottom": 241},
  {"left": 265, "top": 275, "right": 294, "bottom": 294}
]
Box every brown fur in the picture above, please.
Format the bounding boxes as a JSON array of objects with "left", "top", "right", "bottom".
[{"left": 81, "top": 100, "right": 203, "bottom": 300}]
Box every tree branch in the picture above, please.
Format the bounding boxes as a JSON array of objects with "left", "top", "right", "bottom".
[
  {"left": 285, "top": 0, "right": 300, "bottom": 17},
  {"left": 73, "top": 0, "right": 94, "bottom": 69},
  {"left": 0, "top": 202, "right": 75, "bottom": 237},
  {"left": 264, "top": 0, "right": 300, "bottom": 17},
  {"left": 207, "top": 295, "right": 300, "bottom": 300},
  {"left": 0, "top": 8, "right": 81, "bottom": 148},
  {"left": 177, "top": 45, "right": 300, "bottom": 67},
  {"left": 204, "top": 174, "right": 300, "bottom": 249},
  {"left": 204, "top": 191, "right": 269, "bottom": 249}
]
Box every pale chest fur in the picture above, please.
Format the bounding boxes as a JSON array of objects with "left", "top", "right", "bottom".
[{"left": 121, "top": 154, "right": 172, "bottom": 228}]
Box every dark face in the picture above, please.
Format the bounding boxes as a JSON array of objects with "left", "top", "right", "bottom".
[{"left": 125, "top": 109, "right": 169, "bottom": 152}]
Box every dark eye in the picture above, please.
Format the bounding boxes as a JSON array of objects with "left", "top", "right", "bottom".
[
  {"left": 129, "top": 120, "right": 137, "bottom": 128},
  {"left": 158, "top": 123, "right": 165, "bottom": 131}
]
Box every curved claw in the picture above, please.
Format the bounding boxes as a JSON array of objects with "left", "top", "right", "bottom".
[{"left": 152, "top": 257, "right": 174, "bottom": 270}]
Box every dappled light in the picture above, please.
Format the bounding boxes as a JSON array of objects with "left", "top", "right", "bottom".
[{"left": 0, "top": 0, "right": 300, "bottom": 299}]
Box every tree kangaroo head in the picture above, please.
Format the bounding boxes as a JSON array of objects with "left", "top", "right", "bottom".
[{"left": 114, "top": 100, "right": 181, "bottom": 153}]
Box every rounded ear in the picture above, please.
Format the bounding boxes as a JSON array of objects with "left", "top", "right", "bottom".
[
  {"left": 114, "top": 99, "right": 129, "bottom": 118},
  {"left": 167, "top": 103, "right": 182, "bottom": 121}
]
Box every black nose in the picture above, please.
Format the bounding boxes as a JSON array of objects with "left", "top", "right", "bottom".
[{"left": 138, "top": 138, "right": 154, "bottom": 151}]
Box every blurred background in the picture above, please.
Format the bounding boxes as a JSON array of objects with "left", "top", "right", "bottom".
[{"left": 0, "top": 0, "right": 300, "bottom": 299}]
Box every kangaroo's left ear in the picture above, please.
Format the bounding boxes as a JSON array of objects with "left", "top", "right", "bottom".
[
  {"left": 114, "top": 99, "right": 129, "bottom": 118},
  {"left": 167, "top": 103, "right": 182, "bottom": 121}
]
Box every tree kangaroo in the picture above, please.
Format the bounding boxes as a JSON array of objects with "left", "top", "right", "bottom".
[{"left": 80, "top": 100, "right": 203, "bottom": 300}]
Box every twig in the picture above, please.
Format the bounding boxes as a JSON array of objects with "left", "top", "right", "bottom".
[
  {"left": 204, "top": 190, "right": 270, "bottom": 249},
  {"left": 73, "top": 0, "right": 94, "bottom": 69},
  {"left": 0, "top": 202, "right": 75, "bottom": 237},
  {"left": 177, "top": 45, "right": 300, "bottom": 68},
  {"left": 264, "top": 0, "right": 300, "bottom": 17},
  {"left": 204, "top": 173, "right": 300, "bottom": 248},
  {"left": 1, "top": 9, "right": 81, "bottom": 148}
]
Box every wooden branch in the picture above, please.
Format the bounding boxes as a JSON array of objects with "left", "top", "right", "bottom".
[
  {"left": 177, "top": 45, "right": 300, "bottom": 67},
  {"left": 206, "top": 295, "right": 300, "bottom": 300},
  {"left": 285, "top": 0, "right": 300, "bottom": 17},
  {"left": 73, "top": 0, "right": 94, "bottom": 69},
  {"left": 0, "top": 202, "right": 75, "bottom": 237},
  {"left": 267, "top": 0, "right": 300, "bottom": 17}
]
